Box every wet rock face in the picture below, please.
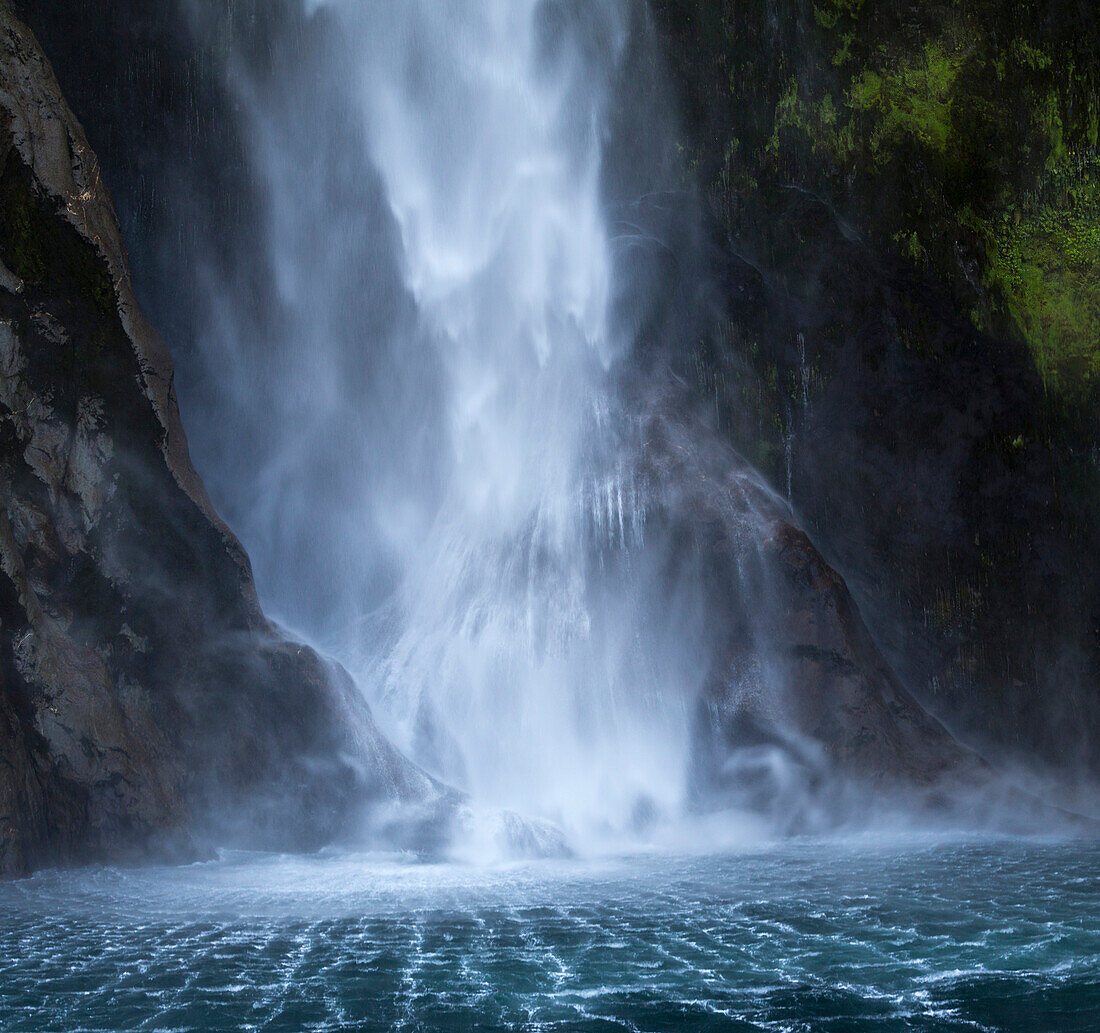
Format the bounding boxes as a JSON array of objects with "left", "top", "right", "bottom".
[
  {"left": 0, "top": 1, "right": 1055, "bottom": 873},
  {"left": 641, "top": 404, "right": 993, "bottom": 829},
  {"left": 0, "top": 3, "right": 437, "bottom": 877}
]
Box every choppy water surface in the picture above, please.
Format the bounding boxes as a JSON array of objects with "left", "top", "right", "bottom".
[{"left": 1, "top": 838, "right": 1097, "bottom": 1032}]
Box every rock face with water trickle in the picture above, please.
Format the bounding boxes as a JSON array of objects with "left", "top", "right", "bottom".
[
  {"left": 647, "top": 0, "right": 1100, "bottom": 778},
  {"left": 0, "top": 4, "right": 442, "bottom": 877}
]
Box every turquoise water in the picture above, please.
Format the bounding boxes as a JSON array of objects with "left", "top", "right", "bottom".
[{"left": 0, "top": 838, "right": 1097, "bottom": 1032}]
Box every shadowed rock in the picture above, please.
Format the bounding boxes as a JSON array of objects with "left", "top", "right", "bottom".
[{"left": 0, "top": 2, "right": 1076, "bottom": 880}]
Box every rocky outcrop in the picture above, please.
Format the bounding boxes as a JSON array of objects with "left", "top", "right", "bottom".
[
  {"left": 0, "top": 0, "right": 1074, "bottom": 873},
  {"left": 640, "top": 403, "right": 1012, "bottom": 830},
  {"left": 0, "top": 3, "right": 441, "bottom": 877}
]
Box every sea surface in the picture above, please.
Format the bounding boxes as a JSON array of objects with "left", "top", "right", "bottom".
[{"left": 0, "top": 836, "right": 1097, "bottom": 1032}]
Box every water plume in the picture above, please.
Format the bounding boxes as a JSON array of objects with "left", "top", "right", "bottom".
[
  {"left": 183, "top": 0, "right": 714, "bottom": 845},
  {"left": 341, "top": 0, "right": 706, "bottom": 836}
]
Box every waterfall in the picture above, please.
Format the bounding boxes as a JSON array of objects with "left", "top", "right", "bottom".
[
  {"left": 340, "top": 0, "right": 691, "bottom": 832},
  {"left": 184, "top": 0, "right": 707, "bottom": 842}
]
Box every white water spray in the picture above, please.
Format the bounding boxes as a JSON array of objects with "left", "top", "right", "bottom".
[
  {"left": 191, "top": 0, "right": 710, "bottom": 843},
  {"left": 343, "top": 0, "right": 699, "bottom": 834},
  {"left": 175, "top": 0, "right": 1022, "bottom": 853}
]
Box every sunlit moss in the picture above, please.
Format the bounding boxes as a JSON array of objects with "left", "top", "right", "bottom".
[
  {"left": 761, "top": 9, "right": 1100, "bottom": 409},
  {"left": 767, "top": 37, "right": 969, "bottom": 177},
  {"left": 847, "top": 42, "right": 965, "bottom": 164},
  {"left": 812, "top": 0, "right": 866, "bottom": 32},
  {"left": 986, "top": 161, "right": 1100, "bottom": 401},
  {"left": 657, "top": 0, "right": 1100, "bottom": 449},
  {"left": 811, "top": 0, "right": 865, "bottom": 66},
  {"left": 768, "top": 79, "right": 856, "bottom": 164}
]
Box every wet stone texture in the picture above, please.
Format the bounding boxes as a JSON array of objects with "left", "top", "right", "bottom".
[{"left": 0, "top": 0, "right": 1062, "bottom": 877}]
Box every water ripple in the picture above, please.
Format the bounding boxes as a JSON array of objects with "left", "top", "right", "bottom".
[{"left": 0, "top": 839, "right": 1097, "bottom": 1032}]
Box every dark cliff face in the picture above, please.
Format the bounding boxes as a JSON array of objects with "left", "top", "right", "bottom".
[
  {"left": 0, "top": 4, "right": 439, "bottom": 877},
  {"left": 13, "top": 0, "right": 436, "bottom": 640},
  {"left": 648, "top": 0, "right": 1100, "bottom": 776}
]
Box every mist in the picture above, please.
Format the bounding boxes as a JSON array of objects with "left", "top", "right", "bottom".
[
  {"left": 4, "top": 0, "right": 1099, "bottom": 1027},
  {"left": 10, "top": 0, "right": 1095, "bottom": 851},
  {"left": 120, "top": 0, "right": 1088, "bottom": 851}
]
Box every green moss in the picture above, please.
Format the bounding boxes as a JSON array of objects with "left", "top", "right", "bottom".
[
  {"left": 650, "top": 0, "right": 1100, "bottom": 761},
  {"left": 768, "top": 78, "right": 856, "bottom": 164},
  {"left": 812, "top": 0, "right": 865, "bottom": 66},
  {"left": 761, "top": 3, "right": 1097, "bottom": 387},
  {"left": 1010, "top": 38, "right": 1052, "bottom": 73},
  {"left": 812, "top": 0, "right": 865, "bottom": 31},
  {"left": 768, "top": 34, "right": 968, "bottom": 181},
  {"left": 848, "top": 42, "right": 965, "bottom": 164},
  {"left": 985, "top": 159, "right": 1100, "bottom": 402},
  {"left": 894, "top": 229, "right": 927, "bottom": 263},
  {"left": 663, "top": 0, "right": 1100, "bottom": 454}
]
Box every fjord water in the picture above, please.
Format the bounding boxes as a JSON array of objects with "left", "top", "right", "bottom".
[{"left": 3, "top": 841, "right": 1097, "bottom": 1032}]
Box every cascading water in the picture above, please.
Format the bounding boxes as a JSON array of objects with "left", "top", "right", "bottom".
[
  {"left": 5, "top": 5, "right": 1096, "bottom": 1029},
  {"left": 344, "top": 0, "right": 672, "bottom": 830},
  {"left": 190, "top": 0, "right": 709, "bottom": 843}
]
